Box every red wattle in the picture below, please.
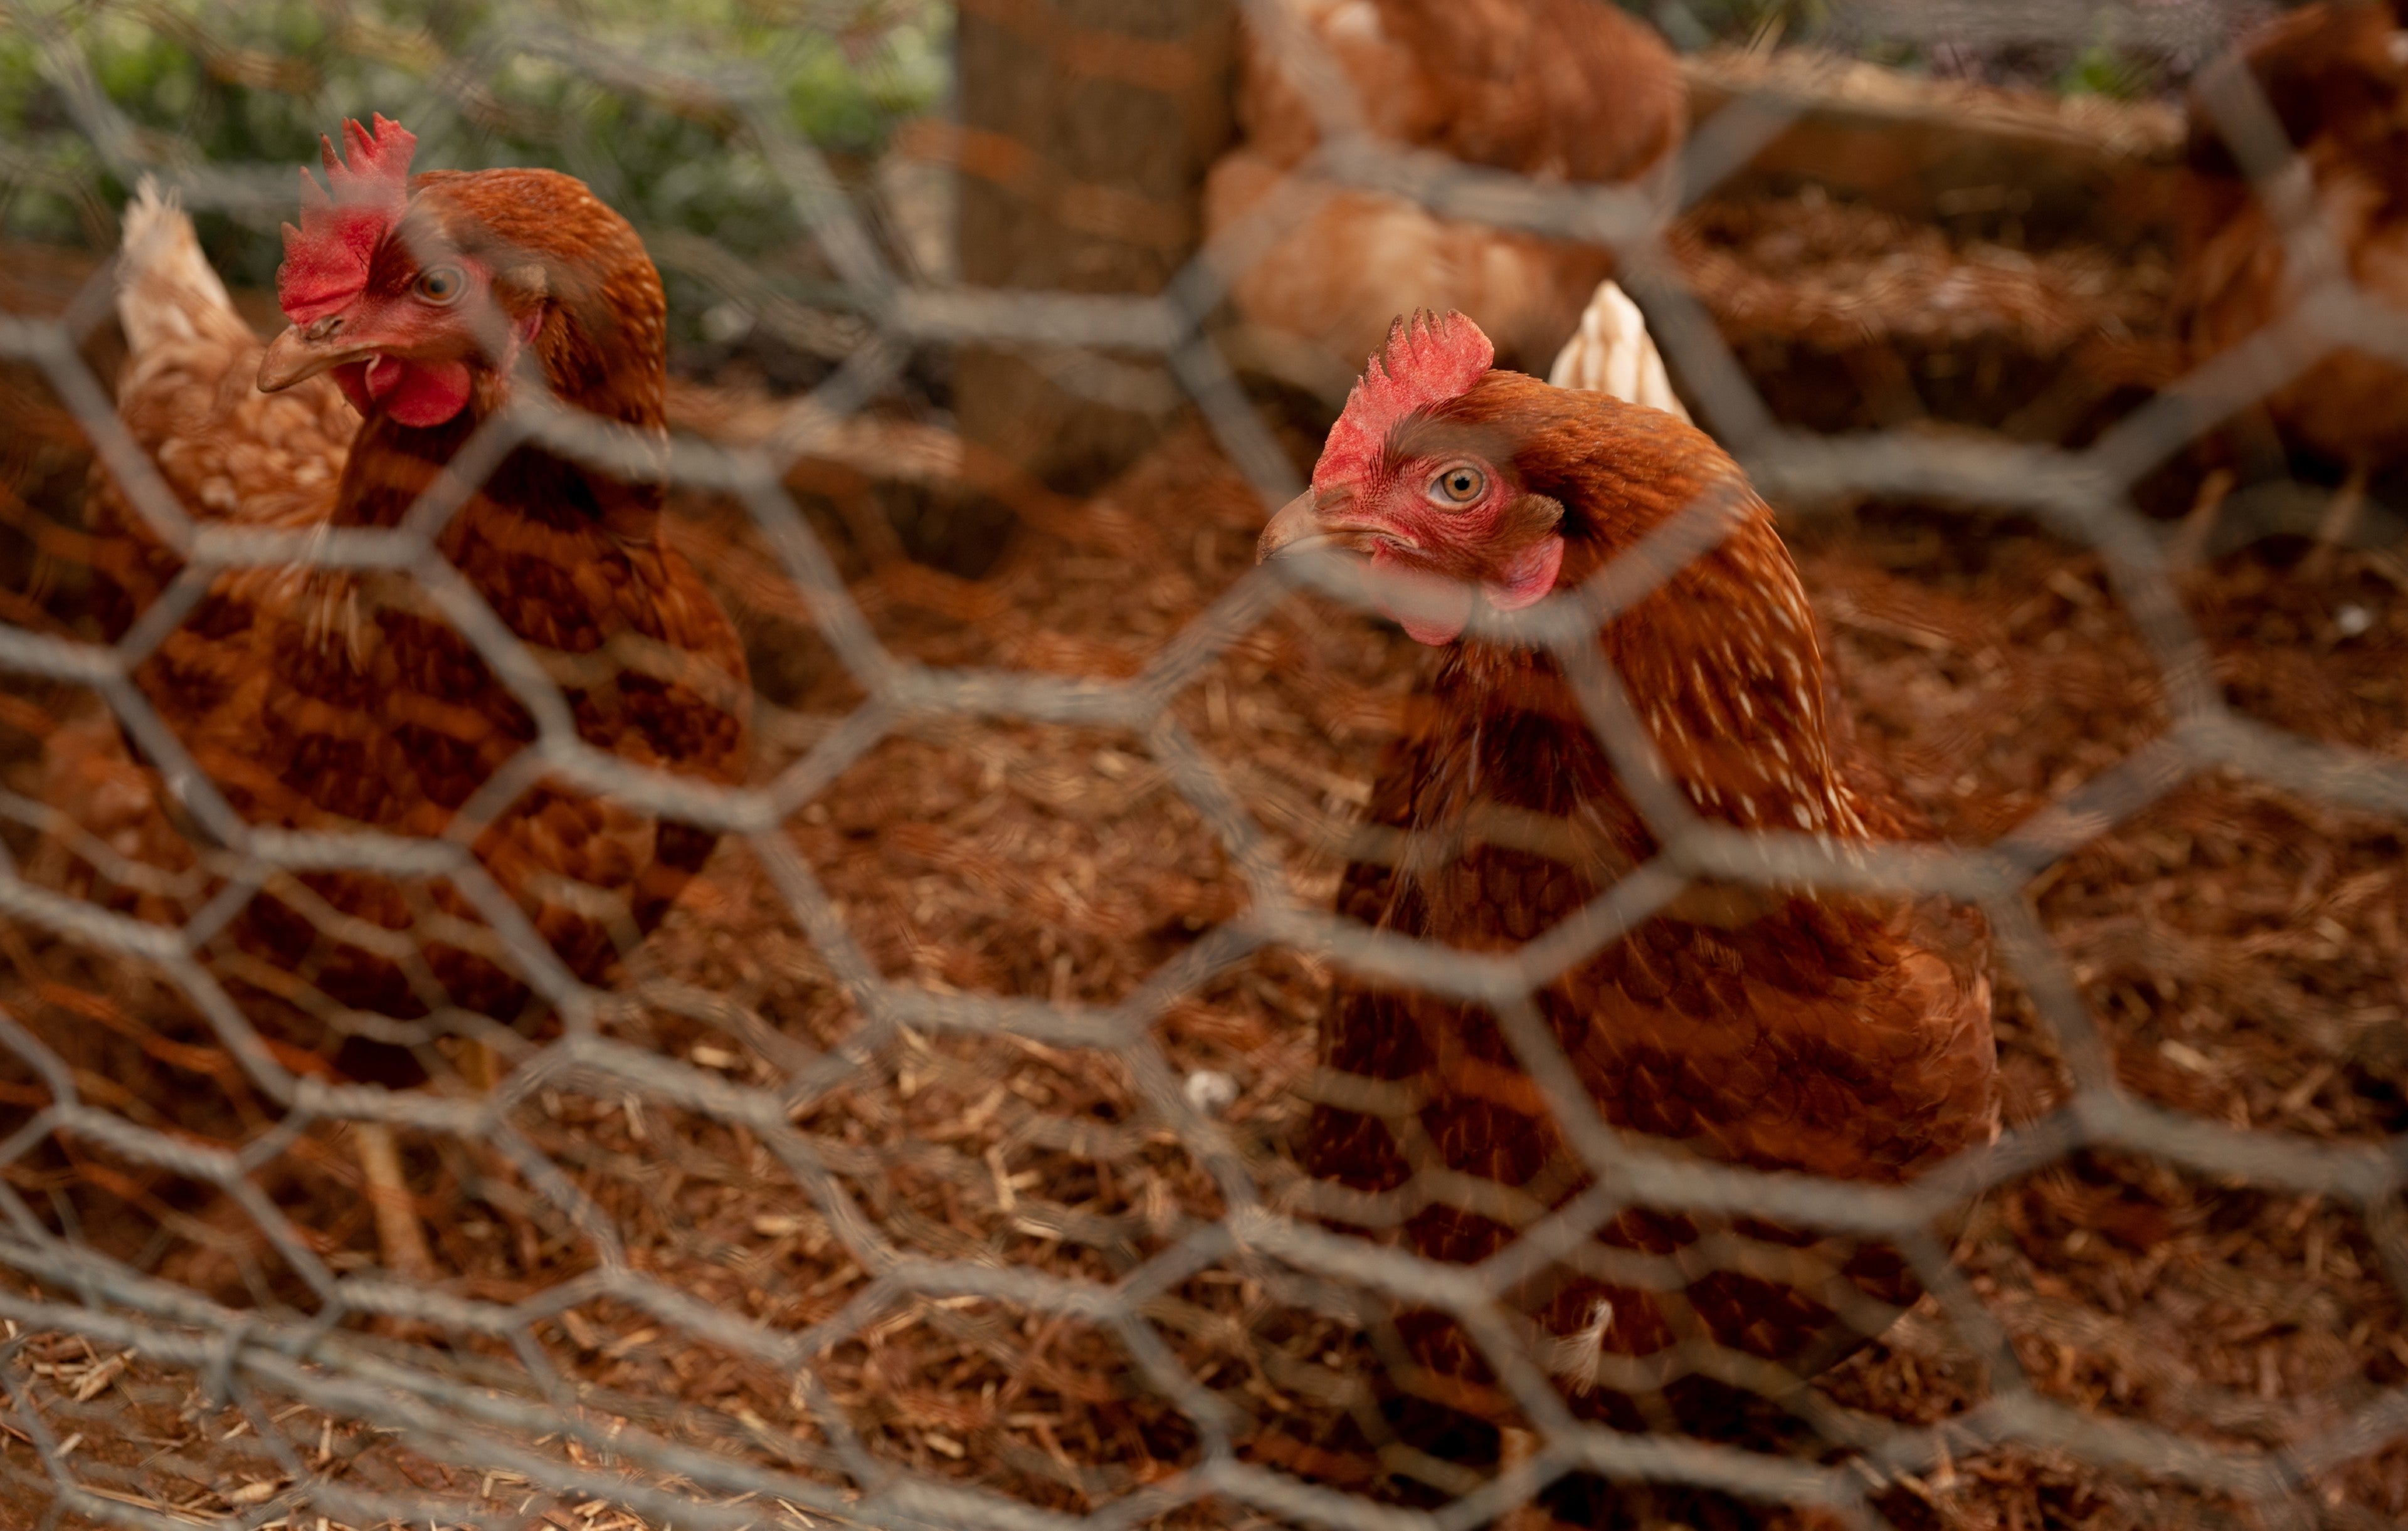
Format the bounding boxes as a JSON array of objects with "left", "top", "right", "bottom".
[{"left": 363, "top": 354, "right": 473, "bottom": 428}]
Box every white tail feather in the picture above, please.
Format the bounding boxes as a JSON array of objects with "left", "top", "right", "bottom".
[
  {"left": 1546, "top": 278, "right": 1691, "bottom": 424},
  {"left": 115, "top": 177, "right": 252, "bottom": 355}
]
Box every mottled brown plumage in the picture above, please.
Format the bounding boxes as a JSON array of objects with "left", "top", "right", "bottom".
[
  {"left": 1207, "top": 0, "right": 1684, "bottom": 376},
  {"left": 2175, "top": 1, "right": 2408, "bottom": 472},
  {"left": 1234, "top": 0, "right": 1684, "bottom": 183},
  {"left": 1260, "top": 314, "right": 1997, "bottom": 1498},
  {"left": 83, "top": 140, "right": 747, "bottom": 1052}
]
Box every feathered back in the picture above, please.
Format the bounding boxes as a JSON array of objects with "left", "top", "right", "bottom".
[
  {"left": 1366, "top": 0, "right": 1685, "bottom": 184},
  {"left": 2173, "top": 0, "right": 2408, "bottom": 463},
  {"left": 1238, "top": 0, "right": 1684, "bottom": 187},
  {"left": 2182, "top": 1, "right": 2408, "bottom": 223},
  {"left": 115, "top": 180, "right": 252, "bottom": 355}
]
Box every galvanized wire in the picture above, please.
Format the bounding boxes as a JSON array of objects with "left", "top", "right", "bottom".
[{"left": 0, "top": 1, "right": 2403, "bottom": 1529}]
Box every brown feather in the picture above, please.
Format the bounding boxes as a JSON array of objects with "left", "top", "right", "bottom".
[
  {"left": 1299, "top": 374, "right": 1997, "bottom": 1461},
  {"left": 2174, "top": 0, "right": 2408, "bottom": 468},
  {"left": 1211, "top": 0, "right": 1684, "bottom": 374},
  {"left": 82, "top": 167, "right": 748, "bottom": 1050}
]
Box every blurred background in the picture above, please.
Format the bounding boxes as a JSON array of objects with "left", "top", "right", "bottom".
[{"left": 2, "top": 1, "right": 2406, "bottom": 1529}]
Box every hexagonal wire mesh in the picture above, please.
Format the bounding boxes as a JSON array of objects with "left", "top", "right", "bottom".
[{"left": 0, "top": 1, "right": 2405, "bottom": 1530}]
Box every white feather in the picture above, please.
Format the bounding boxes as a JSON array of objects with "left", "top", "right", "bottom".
[
  {"left": 115, "top": 176, "right": 251, "bottom": 356},
  {"left": 1545, "top": 1298, "right": 1618, "bottom": 1394},
  {"left": 1546, "top": 277, "right": 1691, "bottom": 423}
]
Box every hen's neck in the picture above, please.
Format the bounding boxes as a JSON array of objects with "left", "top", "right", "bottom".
[
  {"left": 329, "top": 299, "right": 667, "bottom": 540},
  {"left": 1418, "top": 374, "right": 1878, "bottom": 843},
  {"left": 1435, "top": 514, "right": 1868, "bottom": 853}
]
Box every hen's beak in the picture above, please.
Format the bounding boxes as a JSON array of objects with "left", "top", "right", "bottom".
[
  {"left": 1255, "top": 489, "right": 1330, "bottom": 564},
  {"left": 257, "top": 319, "right": 378, "bottom": 393}
]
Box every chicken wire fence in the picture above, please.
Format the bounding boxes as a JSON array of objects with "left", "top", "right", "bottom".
[{"left": 0, "top": 1, "right": 2404, "bottom": 1530}]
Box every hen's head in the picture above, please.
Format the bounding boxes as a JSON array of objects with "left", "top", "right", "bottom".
[
  {"left": 1257, "top": 311, "right": 1565, "bottom": 644},
  {"left": 258, "top": 115, "right": 663, "bottom": 429}
]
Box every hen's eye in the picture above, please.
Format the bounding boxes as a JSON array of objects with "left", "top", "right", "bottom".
[
  {"left": 1428, "top": 463, "right": 1486, "bottom": 507},
  {"left": 415, "top": 266, "right": 466, "bottom": 304}
]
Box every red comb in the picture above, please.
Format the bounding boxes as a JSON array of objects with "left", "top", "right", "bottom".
[
  {"left": 1314, "top": 310, "right": 1496, "bottom": 490},
  {"left": 277, "top": 114, "right": 417, "bottom": 324}
]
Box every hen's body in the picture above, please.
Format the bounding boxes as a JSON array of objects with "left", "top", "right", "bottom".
[
  {"left": 2175, "top": 1, "right": 2408, "bottom": 471},
  {"left": 80, "top": 173, "right": 747, "bottom": 1049},
  {"left": 1207, "top": 0, "right": 1684, "bottom": 377},
  {"left": 1275, "top": 359, "right": 1996, "bottom": 1507}
]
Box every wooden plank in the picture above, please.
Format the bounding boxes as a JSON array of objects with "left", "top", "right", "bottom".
[{"left": 1681, "top": 48, "right": 2187, "bottom": 246}]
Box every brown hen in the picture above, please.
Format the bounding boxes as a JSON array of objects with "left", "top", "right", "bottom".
[
  {"left": 1207, "top": 0, "right": 1684, "bottom": 381},
  {"left": 2175, "top": 0, "right": 2408, "bottom": 552},
  {"left": 60, "top": 121, "right": 748, "bottom": 1278},
  {"left": 1257, "top": 312, "right": 1997, "bottom": 1517}
]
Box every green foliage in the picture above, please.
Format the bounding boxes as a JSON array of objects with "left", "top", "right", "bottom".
[
  {"left": 2056, "top": 38, "right": 2160, "bottom": 102},
  {"left": 0, "top": 0, "right": 949, "bottom": 323}
]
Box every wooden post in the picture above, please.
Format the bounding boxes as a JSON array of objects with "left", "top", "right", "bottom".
[{"left": 929, "top": 0, "right": 1236, "bottom": 574}]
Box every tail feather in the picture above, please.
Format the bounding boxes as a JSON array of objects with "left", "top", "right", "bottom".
[
  {"left": 1547, "top": 278, "right": 1692, "bottom": 424},
  {"left": 115, "top": 177, "right": 252, "bottom": 355}
]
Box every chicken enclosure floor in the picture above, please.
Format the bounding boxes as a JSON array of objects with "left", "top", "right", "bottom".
[{"left": 3, "top": 336, "right": 2407, "bottom": 1528}]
